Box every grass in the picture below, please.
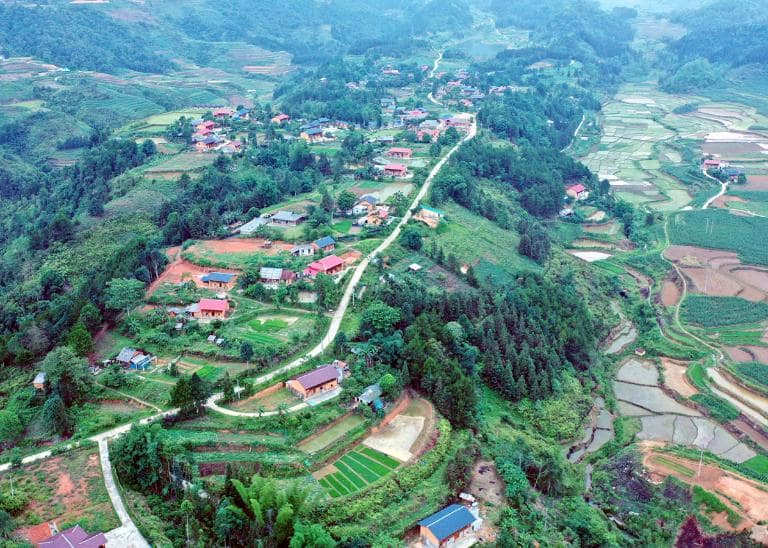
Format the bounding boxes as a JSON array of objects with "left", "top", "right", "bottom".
[
  {"left": 297, "top": 414, "right": 365, "bottom": 453},
  {"left": 229, "top": 387, "right": 299, "bottom": 412},
  {"left": 687, "top": 363, "right": 708, "bottom": 390},
  {"left": 691, "top": 393, "right": 741, "bottom": 422},
  {"left": 652, "top": 455, "right": 696, "bottom": 478},
  {"left": 248, "top": 318, "right": 289, "bottom": 332},
  {"left": 742, "top": 454, "right": 768, "bottom": 476},
  {"left": 732, "top": 362, "right": 768, "bottom": 388},
  {"left": 692, "top": 485, "right": 742, "bottom": 527},
  {"left": 332, "top": 220, "right": 354, "bottom": 234},
  {"left": 681, "top": 296, "right": 768, "bottom": 327},
  {"left": 319, "top": 448, "right": 400, "bottom": 498}
]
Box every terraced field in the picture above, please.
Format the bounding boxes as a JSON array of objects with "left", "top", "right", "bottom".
[{"left": 317, "top": 447, "right": 401, "bottom": 498}]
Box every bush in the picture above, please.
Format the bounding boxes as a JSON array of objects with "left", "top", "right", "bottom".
[{"left": 691, "top": 393, "right": 740, "bottom": 422}]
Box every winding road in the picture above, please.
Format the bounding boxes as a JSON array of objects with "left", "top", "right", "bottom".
[{"left": 206, "top": 115, "right": 478, "bottom": 417}]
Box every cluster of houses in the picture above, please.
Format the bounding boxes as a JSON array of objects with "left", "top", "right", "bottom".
[
  {"left": 190, "top": 114, "right": 243, "bottom": 154},
  {"left": 703, "top": 158, "right": 745, "bottom": 181},
  {"left": 113, "top": 347, "right": 156, "bottom": 370}
]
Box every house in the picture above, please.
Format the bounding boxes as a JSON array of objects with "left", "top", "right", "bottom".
[
  {"left": 116, "top": 347, "right": 138, "bottom": 368},
  {"left": 271, "top": 113, "right": 290, "bottom": 124},
  {"left": 419, "top": 119, "right": 441, "bottom": 131},
  {"left": 33, "top": 371, "right": 47, "bottom": 391},
  {"left": 291, "top": 244, "right": 314, "bottom": 257},
  {"left": 350, "top": 194, "right": 379, "bottom": 215},
  {"left": 382, "top": 68, "right": 400, "bottom": 76},
  {"left": 195, "top": 298, "right": 230, "bottom": 319},
  {"left": 304, "top": 255, "right": 345, "bottom": 277},
  {"left": 259, "top": 267, "right": 295, "bottom": 287},
  {"left": 409, "top": 263, "right": 422, "bottom": 272},
  {"left": 357, "top": 383, "right": 383, "bottom": 410},
  {"left": 239, "top": 216, "right": 269, "bottom": 235},
  {"left": 380, "top": 97, "right": 396, "bottom": 108},
  {"left": 213, "top": 108, "right": 233, "bottom": 118},
  {"left": 383, "top": 164, "right": 408, "bottom": 178},
  {"left": 26, "top": 522, "right": 59, "bottom": 545},
  {"left": 703, "top": 159, "right": 721, "bottom": 170},
  {"left": 365, "top": 208, "right": 389, "bottom": 226},
  {"left": 375, "top": 135, "right": 395, "bottom": 144},
  {"left": 566, "top": 184, "right": 589, "bottom": 201},
  {"left": 38, "top": 525, "right": 106, "bottom": 548},
  {"left": 387, "top": 147, "right": 413, "bottom": 159},
  {"left": 285, "top": 365, "right": 340, "bottom": 400},
  {"left": 445, "top": 116, "right": 472, "bottom": 130},
  {"left": 417, "top": 504, "right": 481, "bottom": 548},
  {"left": 313, "top": 236, "right": 336, "bottom": 252},
  {"left": 201, "top": 272, "right": 236, "bottom": 290},
  {"left": 417, "top": 129, "right": 441, "bottom": 142},
  {"left": 271, "top": 211, "right": 306, "bottom": 226},
  {"left": 414, "top": 205, "right": 445, "bottom": 229},
  {"left": 723, "top": 166, "right": 745, "bottom": 181},
  {"left": 300, "top": 126, "right": 324, "bottom": 143},
  {"left": 197, "top": 120, "right": 215, "bottom": 131},
  {"left": 129, "top": 353, "right": 153, "bottom": 371}
]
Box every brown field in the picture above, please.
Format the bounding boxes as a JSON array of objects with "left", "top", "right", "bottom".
[
  {"left": 188, "top": 238, "right": 294, "bottom": 257},
  {"left": 744, "top": 175, "right": 768, "bottom": 191},
  {"left": 664, "top": 246, "right": 768, "bottom": 302},
  {"left": 725, "top": 346, "right": 768, "bottom": 364},
  {"left": 703, "top": 142, "right": 765, "bottom": 156},
  {"left": 660, "top": 279, "right": 681, "bottom": 307},
  {"left": 661, "top": 359, "right": 697, "bottom": 398},
  {"left": 643, "top": 450, "right": 768, "bottom": 543}
]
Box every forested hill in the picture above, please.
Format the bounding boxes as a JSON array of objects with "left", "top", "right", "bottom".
[
  {"left": 660, "top": 0, "right": 768, "bottom": 92},
  {"left": 0, "top": 0, "right": 471, "bottom": 71}
]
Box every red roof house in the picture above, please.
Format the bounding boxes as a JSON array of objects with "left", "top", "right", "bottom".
[
  {"left": 304, "top": 255, "right": 345, "bottom": 278},
  {"left": 194, "top": 298, "right": 230, "bottom": 319},
  {"left": 383, "top": 164, "right": 408, "bottom": 178},
  {"left": 213, "top": 108, "right": 233, "bottom": 117},
  {"left": 387, "top": 147, "right": 413, "bottom": 159},
  {"left": 566, "top": 184, "right": 589, "bottom": 200},
  {"left": 271, "top": 113, "right": 290, "bottom": 124},
  {"left": 703, "top": 159, "right": 721, "bottom": 168}
]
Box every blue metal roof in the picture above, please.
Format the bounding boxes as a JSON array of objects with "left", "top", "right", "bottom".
[
  {"left": 418, "top": 504, "right": 475, "bottom": 541},
  {"left": 314, "top": 236, "right": 336, "bottom": 248},
  {"left": 305, "top": 127, "right": 323, "bottom": 135},
  {"left": 202, "top": 272, "right": 235, "bottom": 283}
]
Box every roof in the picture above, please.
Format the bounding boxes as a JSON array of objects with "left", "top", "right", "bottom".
[
  {"left": 360, "top": 194, "right": 379, "bottom": 205},
  {"left": 310, "top": 255, "right": 344, "bottom": 272},
  {"left": 272, "top": 211, "right": 305, "bottom": 222},
  {"left": 202, "top": 272, "right": 235, "bottom": 283},
  {"left": 198, "top": 298, "right": 229, "bottom": 312},
  {"left": 131, "top": 353, "right": 151, "bottom": 365},
  {"left": 359, "top": 383, "right": 382, "bottom": 404},
  {"left": 260, "top": 267, "right": 283, "bottom": 280},
  {"left": 388, "top": 147, "right": 412, "bottom": 155},
  {"left": 291, "top": 244, "right": 314, "bottom": 253},
  {"left": 116, "top": 347, "right": 136, "bottom": 363},
  {"left": 33, "top": 371, "right": 47, "bottom": 384},
  {"left": 239, "top": 216, "right": 268, "bottom": 234},
  {"left": 383, "top": 164, "right": 407, "bottom": 172},
  {"left": 314, "top": 236, "right": 336, "bottom": 248},
  {"left": 420, "top": 205, "right": 445, "bottom": 216},
  {"left": 39, "top": 525, "right": 107, "bottom": 548},
  {"left": 418, "top": 504, "right": 476, "bottom": 541},
  {"left": 292, "top": 365, "right": 338, "bottom": 390},
  {"left": 304, "top": 127, "right": 324, "bottom": 136},
  {"left": 26, "top": 522, "right": 57, "bottom": 544},
  {"left": 568, "top": 184, "right": 587, "bottom": 193}
]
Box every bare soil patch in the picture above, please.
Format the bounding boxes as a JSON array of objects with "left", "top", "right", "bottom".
[
  {"left": 189, "top": 238, "right": 294, "bottom": 257},
  {"left": 661, "top": 359, "right": 698, "bottom": 398},
  {"left": 743, "top": 175, "right": 768, "bottom": 191},
  {"left": 147, "top": 258, "right": 239, "bottom": 296},
  {"left": 661, "top": 279, "right": 681, "bottom": 307},
  {"left": 703, "top": 142, "right": 765, "bottom": 156},
  {"left": 724, "top": 346, "right": 768, "bottom": 364}
]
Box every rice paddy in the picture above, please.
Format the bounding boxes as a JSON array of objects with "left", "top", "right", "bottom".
[{"left": 317, "top": 447, "right": 401, "bottom": 497}]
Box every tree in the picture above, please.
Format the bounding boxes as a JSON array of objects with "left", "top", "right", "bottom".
[
  {"left": 101, "top": 362, "right": 127, "bottom": 389},
  {"left": 290, "top": 522, "right": 336, "bottom": 548},
  {"left": 78, "top": 303, "right": 102, "bottom": 332},
  {"left": 105, "top": 278, "right": 146, "bottom": 314},
  {"left": 275, "top": 503, "right": 295, "bottom": 545},
  {"left": 42, "top": 395, "right": 70, "bottom": 436},
  {"left": 189, "top": 373, "right": 210, "bottom": 412},
  {"left": 214, "top": 497, "right": 249, "bottom": 546},
  {"left": 399, "top": 227, "right": 422, "bottom": 250},
  {"left": 337, "top": 190, "right": 357, "bottom": 213},
  {"left": 112, "top": 424, "right": 170, "bottom": 494},
  {"left": 379, "top": 373, "right": 397, "bottom": 397},
  {"left": 66, "top": 322, "right": 94, "bottom": 357},
  {"left": 40, "top": 347, "right": 92, "bottom": 406},
  {"left": 170, "top": 377, "right": 193, "bottom": 411},
  {"left": 240, "top": 342, "right": 254, "bottom": 365},
  {"left": 361, "top": 301, "right": 401, "bottom": 332},
  {"left": 180, "top": 499, "right": 194, "bottom": 547},
  {"left": 0, "top": 411, "right": 23, "bottom": 445},
  {"left": 222, "top": 372, "right": 235, "bottom": 404},
  {"left": 0, "top": 509, "right": 16, "bottom": 539}
]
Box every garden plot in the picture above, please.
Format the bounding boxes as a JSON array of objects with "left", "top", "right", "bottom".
[
  {"left": 613, "top": 359, "right": 756, "bottom": 463},
  {"left": 229, "top": 386, "right": 300, "bottom": 413},
  {"left": 316, "top": 447, "right": 401, "bottom": 498},
  {"left": 662, "top": 359, "right": 698, "bottom": 398},
  {"left": 185, "top": 238, "right": 295, "bottom": 268},
  {"left": 143, "top": 152, "right": 215, "bottom": 177},
  {"left": 298, "top": 414, "right": 365, "bottom": 453}
]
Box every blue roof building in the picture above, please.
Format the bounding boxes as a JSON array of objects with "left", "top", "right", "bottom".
[
  {"left": 202, "top": 272, "right": 235, "bottom": 284},
  {"left": 314, "top": 236, "right": 336, "bottom": 249},
  {"left": 418, "top": 504, "right": 478, "bottom": 547}
]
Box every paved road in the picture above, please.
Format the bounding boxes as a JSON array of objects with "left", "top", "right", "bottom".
[
  {"left": 99, "top": 439, "right": 150, "bottom": 548},
  {"left": 206, "top": 116, "right": 478, "bottom": 417},
  {"left": 206, "top": 387, "right": 341, "bottom": 417}
]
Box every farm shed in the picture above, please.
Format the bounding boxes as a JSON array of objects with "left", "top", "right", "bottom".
[
  {"left": 286, "top": 365, "right": 340, "bottom": 400},
  {"left": 417, "top": 504, "right": 481, "bottom": 548}
]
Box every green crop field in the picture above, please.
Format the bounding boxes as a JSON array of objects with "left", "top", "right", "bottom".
[
  {"left": 297, "top": 414, "right": 365, "bottom": 453},
  {"left": 681, "top": 295, "right": 768, "bottom": 327},
  {"left": 248, "top": 318, "right": 289, "bottom": 332},
  {"left": 669, "top": 209, "right": 768, "bottom": 265},
  {"left": 319, "top": 447, "right": 400, "bottom": 498},
  {"left": 733, "top": 362, "right": 768, "bottom": 388}
]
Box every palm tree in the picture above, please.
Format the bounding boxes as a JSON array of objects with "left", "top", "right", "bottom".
[{"left": 257, "top": 405, "right": 266, "bottom": 418}]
